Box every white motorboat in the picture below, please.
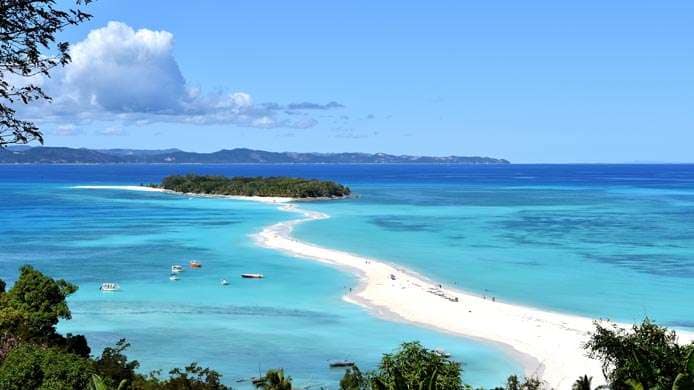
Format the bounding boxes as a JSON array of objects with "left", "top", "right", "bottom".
[
  {"left": 100, "top": 283, "right": 120, "bottom": 292},
  {"left": 221, "top": 279, "right": 229, "bottom": 286},
  {"left": 171, "top": 265, "right": 184, "bottom": 273},
  {"left": 434, "top": 348, "right": 451, "bottom": 358},
  {"left": 169, "top": 275, "right": 180, "bottom": 281}
]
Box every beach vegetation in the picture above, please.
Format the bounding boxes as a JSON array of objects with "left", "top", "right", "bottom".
[
  {"left": 89, "top": 374, "right": 129, "bottom": 390},
  {"left": 339, "top": 341, "right": 465, "bottom": 390},
  {"left": 253, "top": 368, "right": 293, "bottom": 390},
  {"left": 0, "top": 343, "right": 94, "bottom": 389},
  {"left": 94, "top": 339, "right": 140, "bottom": 389},
  {"left": 0, "top": 265, "right": 89, "bottom": 356},
  {"left": 155, "top": 174, "right": 351, "bottom": 198},
  {"left": 137, "top": 362, "right": 228, "bottom": 390},
  {"left": 497, "top": 375, "right": 544, "bottom": 390},
  {"left": 585, "top": 319, "right": 694, "bottom": 390},
  {"left": 340, "top": 366, "right": 366, "bottom": 390}
]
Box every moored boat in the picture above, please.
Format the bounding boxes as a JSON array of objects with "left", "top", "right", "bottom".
[
  {"left": 100, "top": 282, "right": 120, "bottom": 292},
  {"left": 329, "top": 360, "right": 355, "bottom": 368},
  {"left": 433, "top": 348, "right": 451, "bottom": 358},
  {"left": 241, "top": 273, "right": 264, "bottom": 279},
  {"left": 171, "top": 265, "right": 184, "bottom": 273},
  {"left": 221, "top": 279, "right": 229, "bottom": 286},
  {"left": 189, "top": 260, "right": 202, "bottom": 269},
  {"left": 169, "top": 275, "right": 180, "bottom": 281}
]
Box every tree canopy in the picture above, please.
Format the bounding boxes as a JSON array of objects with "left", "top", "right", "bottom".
[
  {"left": 156, "top": 174, "right": 351, "bottom": 198},
  {"left": 339, "top": 341, "right": 465, "bottom": 390},
  {"left": 585, "top": 319, "right": 694, "bottom": 390},
  {"left": 0, "top": 343, "right": 94, "bottom": 390},
  {"left": 0, "top": 0, "right": 92, "bottom": 147},
  {"left": 0, "top": 265, "right": 79, "bottom": 347}
]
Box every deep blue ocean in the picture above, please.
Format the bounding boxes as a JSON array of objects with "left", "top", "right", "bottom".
[{"left": 1, "top": 164, "right": 693, "bottom": 388}]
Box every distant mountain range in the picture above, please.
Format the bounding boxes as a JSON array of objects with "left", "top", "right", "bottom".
[{"left": 0, "top": 146, "right": 510, "bottom": 164}]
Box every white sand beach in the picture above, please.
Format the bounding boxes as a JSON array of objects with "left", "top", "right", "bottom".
[
  {"left": 72, "top": 185, "right": 694, "bottom": 388},
  {"left": 71, "top": 185, "right": 294, "bottom": 204},
  {"left": 254, "top": 203, "right": 694, "bottom": 389}
]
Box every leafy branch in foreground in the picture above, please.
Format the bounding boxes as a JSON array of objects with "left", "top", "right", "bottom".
[
  {"left": 585, "top": 318, "right": 694, "bottom": 390},
  {"left": 0, "top": 0, "right": 92, "bottom": 147}
]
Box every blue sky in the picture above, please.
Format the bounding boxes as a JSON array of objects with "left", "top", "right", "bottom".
[{"left": 31, "top": 1, "right": 693, "bottom": 162}]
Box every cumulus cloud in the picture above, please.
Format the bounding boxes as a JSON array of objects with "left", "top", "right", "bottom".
[{"left": 22, "top": 21, "right": 343, "bottom": 130}]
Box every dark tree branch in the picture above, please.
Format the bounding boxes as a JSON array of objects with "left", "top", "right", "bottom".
[{"left": 0, "top": 0, "right": 92, "bottom": 147}]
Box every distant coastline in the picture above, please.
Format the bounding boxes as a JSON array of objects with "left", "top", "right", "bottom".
[{"left": 0, "top": 146, "right": 510, "bottom": 164}]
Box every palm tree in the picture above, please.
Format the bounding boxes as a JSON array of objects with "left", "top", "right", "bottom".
[
  {"left": 254, "top": 369, "right": 292, "bottom": 390},
  {"left": 572, "top": 375, "right": 592, "bottom": 390},
  {"left": 88, "top": 374, "right": 128, "bottom": 390}
]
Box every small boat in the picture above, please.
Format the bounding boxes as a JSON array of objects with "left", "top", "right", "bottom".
[
  {"left": 433, "top": 348, "right": 451, "bottom": 358},
  {"left": 329, "top": 360, "right": 355, "bottom": 368},
  {"left": 241, "top": 273, "right": 264, "bottom": 279},
  {"left": 171, "top": 265, "right": 184, "bottom": 273},
  {"left": 169, "top": 275, "right": 180, "bottom": 281},
  {"left": 221, "top": 279, "right": 229, "bottom": 286},
  {"left": 189, "top": 260, "right": 202, "bottom": 269},
  {"left": 390, "top": 274, "right": 397, "bottom": 281},
  {"left": 100, "top": 283, "right": 120, "bottom": 292}
]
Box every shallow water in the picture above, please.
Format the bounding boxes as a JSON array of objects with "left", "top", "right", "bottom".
[
  {"left": 2, "top": 164, "right": 693, "bottom": 387},
  {"left": 0, "top": 164, "right": 523, "bottom": 388}
]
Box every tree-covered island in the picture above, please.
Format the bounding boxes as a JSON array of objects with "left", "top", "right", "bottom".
[{"left": 151, "top": 174, "right": 351, "bottom": 199}]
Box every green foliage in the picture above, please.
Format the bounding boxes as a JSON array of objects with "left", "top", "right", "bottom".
[
  {"left": 254, "top": 368, "right": 293, "bottom": 390},
  {"left": 673, "top": 350, "right": 694, "bottom": 390},
  {"left": 0, "top": 343, "right": 94, "bottom": 390},
  {"left": 89, "top": 374, "right": 129, "bottom": 390},
  {"left": 585, "top": 318, "right": 694, "bottom": 390},
  {"left": 157, "top": 174, "right": 351, "bottom": 198},
  {"left": 135, "top": 362, "right": 229, "bottom": 390},
  {"left": 0, "top": 265, "right": 83, "bottom": 350},
  {"left": 572, "top": 375, "right": 593, "bottom": 390},
  {"left": 501, "top": 375, "right": 544, "bottom": 390},
  {"left": 341, "top": 366, "right": 367, "bottom": 390},
  {"left": 94, "top": 339, "right": 140, "bottom": 389},
  {"left": 368, "top": 341, "right": 464, "bottom": 390}
]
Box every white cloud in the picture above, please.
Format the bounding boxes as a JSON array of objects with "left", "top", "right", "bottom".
[
  {"left": 20, "top": 22, "right": 343, "bottom": 130},
  {"left": 97, "top": 126, "right": 127, "bottom": 136},
  {"left": 51, "top": 125, "right": 82, "bottom": 136}
]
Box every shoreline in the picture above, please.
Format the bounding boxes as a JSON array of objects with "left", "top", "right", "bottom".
[
  {"left": 73, "top": 184, "right": 694, "bottom": 388},
  {"left": 251, "top": 203, "right": 694, "bottom": 389},
  {"left": 71, "top": 185, "right": 296, "bottom": 204}
]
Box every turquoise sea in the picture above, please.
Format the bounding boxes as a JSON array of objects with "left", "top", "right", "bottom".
[{"left": 1, "top": 164, "right": 693, "bottom": 388}]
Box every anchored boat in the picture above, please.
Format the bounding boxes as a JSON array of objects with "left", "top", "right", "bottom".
[
  {"left": 100, "top": 283, "right": 120, "bottom": 292},
  {"left": 241, "top": 273, "right": 264, "bottom": 279},
  {"left": 171, "top": 265, "right": 184, "bottom": 273},
  {"left": 189, "top": 260, "right": 202, "bottom": 269},
  {"left": 329, "top": 360, "right": 355, "bottom": 368}
]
